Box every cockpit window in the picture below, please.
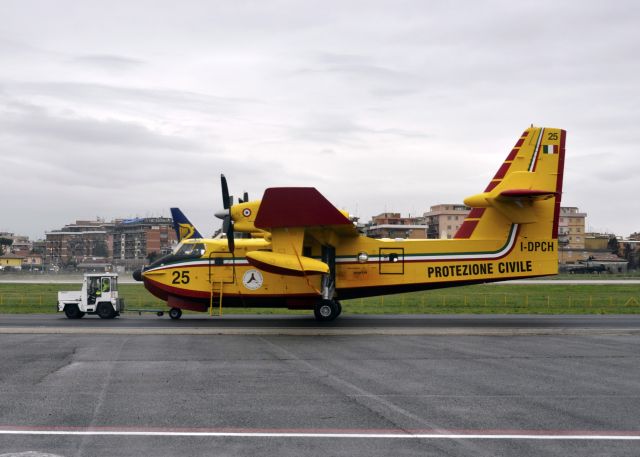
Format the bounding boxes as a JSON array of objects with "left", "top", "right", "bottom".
[{"left": 175, "top": 242, "right": 205, "bottom": 257}]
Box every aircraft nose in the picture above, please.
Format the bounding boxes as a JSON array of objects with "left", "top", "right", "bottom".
[{"left": 132, "top": 269, "right": 143, "bottom": 282}]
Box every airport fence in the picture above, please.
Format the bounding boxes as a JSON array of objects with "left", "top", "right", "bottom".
[
  {"left": 344, "top": 292, "right": 640, "bottom": 314},
  {"left": 0, "top": 285, "right": 639, "bottom": 314}
]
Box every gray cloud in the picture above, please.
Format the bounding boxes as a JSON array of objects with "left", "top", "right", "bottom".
[
  {"left": 0, "top": 101, "right": 199, "bottom": 150},
  {"left": 0, "top": 0, "right": 639, "bottom": 239},
  {"left": 70, "top": 54, "right": 145, "bottom": 71}
]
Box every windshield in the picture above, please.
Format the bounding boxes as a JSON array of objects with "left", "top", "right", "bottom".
[{"left": 174, "top": 242, "right": 205, "bottom": 258}]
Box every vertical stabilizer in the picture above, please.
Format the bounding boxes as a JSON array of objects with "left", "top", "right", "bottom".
[
  {"left": 456, "top": 127, "right": 566, "bottom": 241},
  {"left": 170, "top": 208, "right": 203, "bottom": 241}
]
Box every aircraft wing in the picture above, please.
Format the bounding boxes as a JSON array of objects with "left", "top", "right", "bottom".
[
  {"left": 254, "top": 187, "right": 358, "bottom": 237},
  {"left": 247, "top": 187, "right": 358, "bottom": 276},
  {"left": 254, "top": 188, "right": 354, "bottom": 230}
]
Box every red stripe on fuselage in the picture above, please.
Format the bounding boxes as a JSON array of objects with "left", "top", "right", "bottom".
[
  {"left": 468, "top": 208, "right": 485, "bottom": 219},
  {"left": 453, "top": 220, "right": 479, "bottom": 239},
  {"left": 484, "top": 181, "right": 499, "bottom": 192},
  {"left": 552, "top": 130, "right": 567, "bottom": 238},
  {"left": 505, "top": 148, "right": 519, "bottom": 161},
  {"left": 492, "top": 162, "right": 511, "bottom": 180}
]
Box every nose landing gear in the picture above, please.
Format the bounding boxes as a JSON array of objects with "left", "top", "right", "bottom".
[{"left": 314, "top": 299, "right": 342, "bottom": 322}]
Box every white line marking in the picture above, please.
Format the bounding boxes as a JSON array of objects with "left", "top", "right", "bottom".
[
  {"left": 1, "top": 430, "right": 639, "bottom": 440},
  {"left": 529, "top": 127, "right": 544, "bottom": 172}
]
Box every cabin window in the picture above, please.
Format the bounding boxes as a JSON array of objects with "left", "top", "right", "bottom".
[{"left": 175, "top": 243, "right": 205, "bottom": 258}]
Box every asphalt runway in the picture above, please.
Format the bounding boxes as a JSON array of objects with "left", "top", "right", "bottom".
[
  {"left": 1, "top": 315, "right": 640, "bottom": 456},
  {"left": 2, "top": 313, "right": 640, "bottom": 336}
]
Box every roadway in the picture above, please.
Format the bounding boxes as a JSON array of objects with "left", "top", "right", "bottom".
[
  {"left": 2, "top": 313, "right": 640, "bottom": 336},
  {"left": 1, "top": 314, "right": 639, "bottom": 456}
]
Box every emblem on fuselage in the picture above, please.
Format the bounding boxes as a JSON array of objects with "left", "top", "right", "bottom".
[{"left": 242, "top": 269, "right": 263, "bottom": 290}]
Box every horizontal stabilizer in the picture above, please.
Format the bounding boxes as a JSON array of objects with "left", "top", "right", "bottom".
[
  {"left": 464, "top": 173, "right": 556, "bottom": 224},
  {"left": 246, "top": 251, "right": 329, "bottom": 276},
  {"left": 498, "top": 189, "right": 557, "bottom": 200}
]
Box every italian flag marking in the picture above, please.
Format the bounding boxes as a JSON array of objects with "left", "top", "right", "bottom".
[{"left": 543, "top": 144, "right": 557, "bottom": 154}]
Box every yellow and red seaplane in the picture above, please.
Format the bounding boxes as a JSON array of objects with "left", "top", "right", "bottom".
[{"left": 133, "top": 126, "right": 565, "bottom": 321}]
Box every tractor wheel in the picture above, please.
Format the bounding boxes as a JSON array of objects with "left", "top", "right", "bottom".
[
  {"left": 169, "top": 307, "right": 182, "bottom": 320},
  {"left": 97, "top": 303, "right": 116, "bottom": 319},
  {"left": 64, "top": 303, "right": 82, "bottom": 319},
  {"left": 313, "top": 299, "right": 339, "bottom": 322}
]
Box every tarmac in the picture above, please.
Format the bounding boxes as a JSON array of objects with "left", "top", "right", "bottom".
[{"left": 1, "top": 314, "right": 640, "bottom": 456}]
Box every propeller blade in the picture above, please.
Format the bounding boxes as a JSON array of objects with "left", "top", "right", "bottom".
[
  {"left": 220, "top": 173, "right": 235, "bottom": 253},
  {"left": 226, "top": 221, "right": 235, "bottom": 253},
  {"left": 221, "top": 174, "right": 230, "bottom": 209}
]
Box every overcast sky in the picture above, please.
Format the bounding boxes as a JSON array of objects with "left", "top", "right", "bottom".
[{"left": 1, "top": 0, "right": 639, "bottom": 240}]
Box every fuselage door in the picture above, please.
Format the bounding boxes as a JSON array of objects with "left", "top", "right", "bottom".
[
  {"left": 208, "top": 252, "right": 236, "bottom": 284},
  {"left": 379, "top": 248, "right": 404, "bottom": 275}
]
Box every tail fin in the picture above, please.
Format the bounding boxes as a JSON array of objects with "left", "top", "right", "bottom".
[
  {"left": 456, "top": 126, "right": 566, "bottom": 240},
  {"left": 170, "top": 208, "right": 203, "bottom": 241}
]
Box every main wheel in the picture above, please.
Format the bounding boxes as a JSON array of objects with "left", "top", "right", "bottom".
[
  {"left": 314, "top": 299, "right": 339, "bottom": 322},
  {"left": 169, "top": 307, "right": 182, "bottom": 320},
  {"left": 335, "top": 300, "right": 342, "bottom": 318},
  {"left": 97, "top": 303, "right": 116, "bottom": 319},
  {"left": 64, "top": 303, "right": 82, "bottom": 319}
]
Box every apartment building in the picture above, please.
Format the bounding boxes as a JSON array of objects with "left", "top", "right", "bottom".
[
  {"left": 365, "top": 213, "right": 427, "bottom": 239},
  {"left": 423, "top": 204, "right": 471, "bottom": 239},
  {"left": 45, "top": 220, "right": 114, "bottom": 268},
  {"left": 112, "top": 217, "right": 177, "bottom": 270},
  {"left": 558, "top": 207, "right": 587, "bottom": 249}
]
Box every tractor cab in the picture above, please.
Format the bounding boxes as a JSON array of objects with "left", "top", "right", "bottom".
[{"left": 57, "top": 273, "right": 124, "bottom": 319}]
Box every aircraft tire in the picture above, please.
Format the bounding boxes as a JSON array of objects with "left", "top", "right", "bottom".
[
  {"left": 97, "top": 303, "right": 116, "bottom": 319},
  {"left": 314, "top": 299, "right": 339, "bottom": 322},
  {"left": 64, "top": 303, "right": 82, "bottom": 319},
  {"left": 335, "top": 301, "right": 342, "bottom": 318},
  {"left": 169, "top": 307, "right": 183, "bottom": 320}
]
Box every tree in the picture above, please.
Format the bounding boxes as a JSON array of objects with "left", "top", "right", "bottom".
[
  {"left": 0, "top": 237, "right": 13, "bottom": 255},
  {"left": 607, "top": 236, "right": 619, "bottom": 254},
  {"left": 623, "top": 243, "right": 639, "bottom": 270}
]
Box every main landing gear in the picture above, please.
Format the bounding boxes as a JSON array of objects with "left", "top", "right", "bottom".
[
  {"left": 314, "top": 299, "right": 342, "bottom": 322},
  {"left": 314, "top": 245, "right": 341, "bottom": 322}
]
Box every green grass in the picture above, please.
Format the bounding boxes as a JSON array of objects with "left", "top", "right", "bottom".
[{"left": 0, "top": 282, "right": 638, "bottom": 315}]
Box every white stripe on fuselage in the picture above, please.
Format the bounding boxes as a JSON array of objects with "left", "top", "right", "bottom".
[{"left": 147, "top": 225, "right": 519, "bottom": 272}]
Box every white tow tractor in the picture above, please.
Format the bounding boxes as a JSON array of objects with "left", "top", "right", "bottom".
[{"left": 57, "top": 273, "right": 125, "bottom": 319}]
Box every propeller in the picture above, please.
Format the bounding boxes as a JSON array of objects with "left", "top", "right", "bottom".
[
  {"left": 215, "top": 175, "right": 251, "bottom": 250},
  {"left": 217, "top": 174, "right": 235, "bottom": 253}
]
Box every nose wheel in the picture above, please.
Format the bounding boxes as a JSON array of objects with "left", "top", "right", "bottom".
[
  {"left": 169, "top": 307, "right": 183, "bottom": 320},
  {"left": 314, "top": 299, "right": 341, "bottom": 322}
]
